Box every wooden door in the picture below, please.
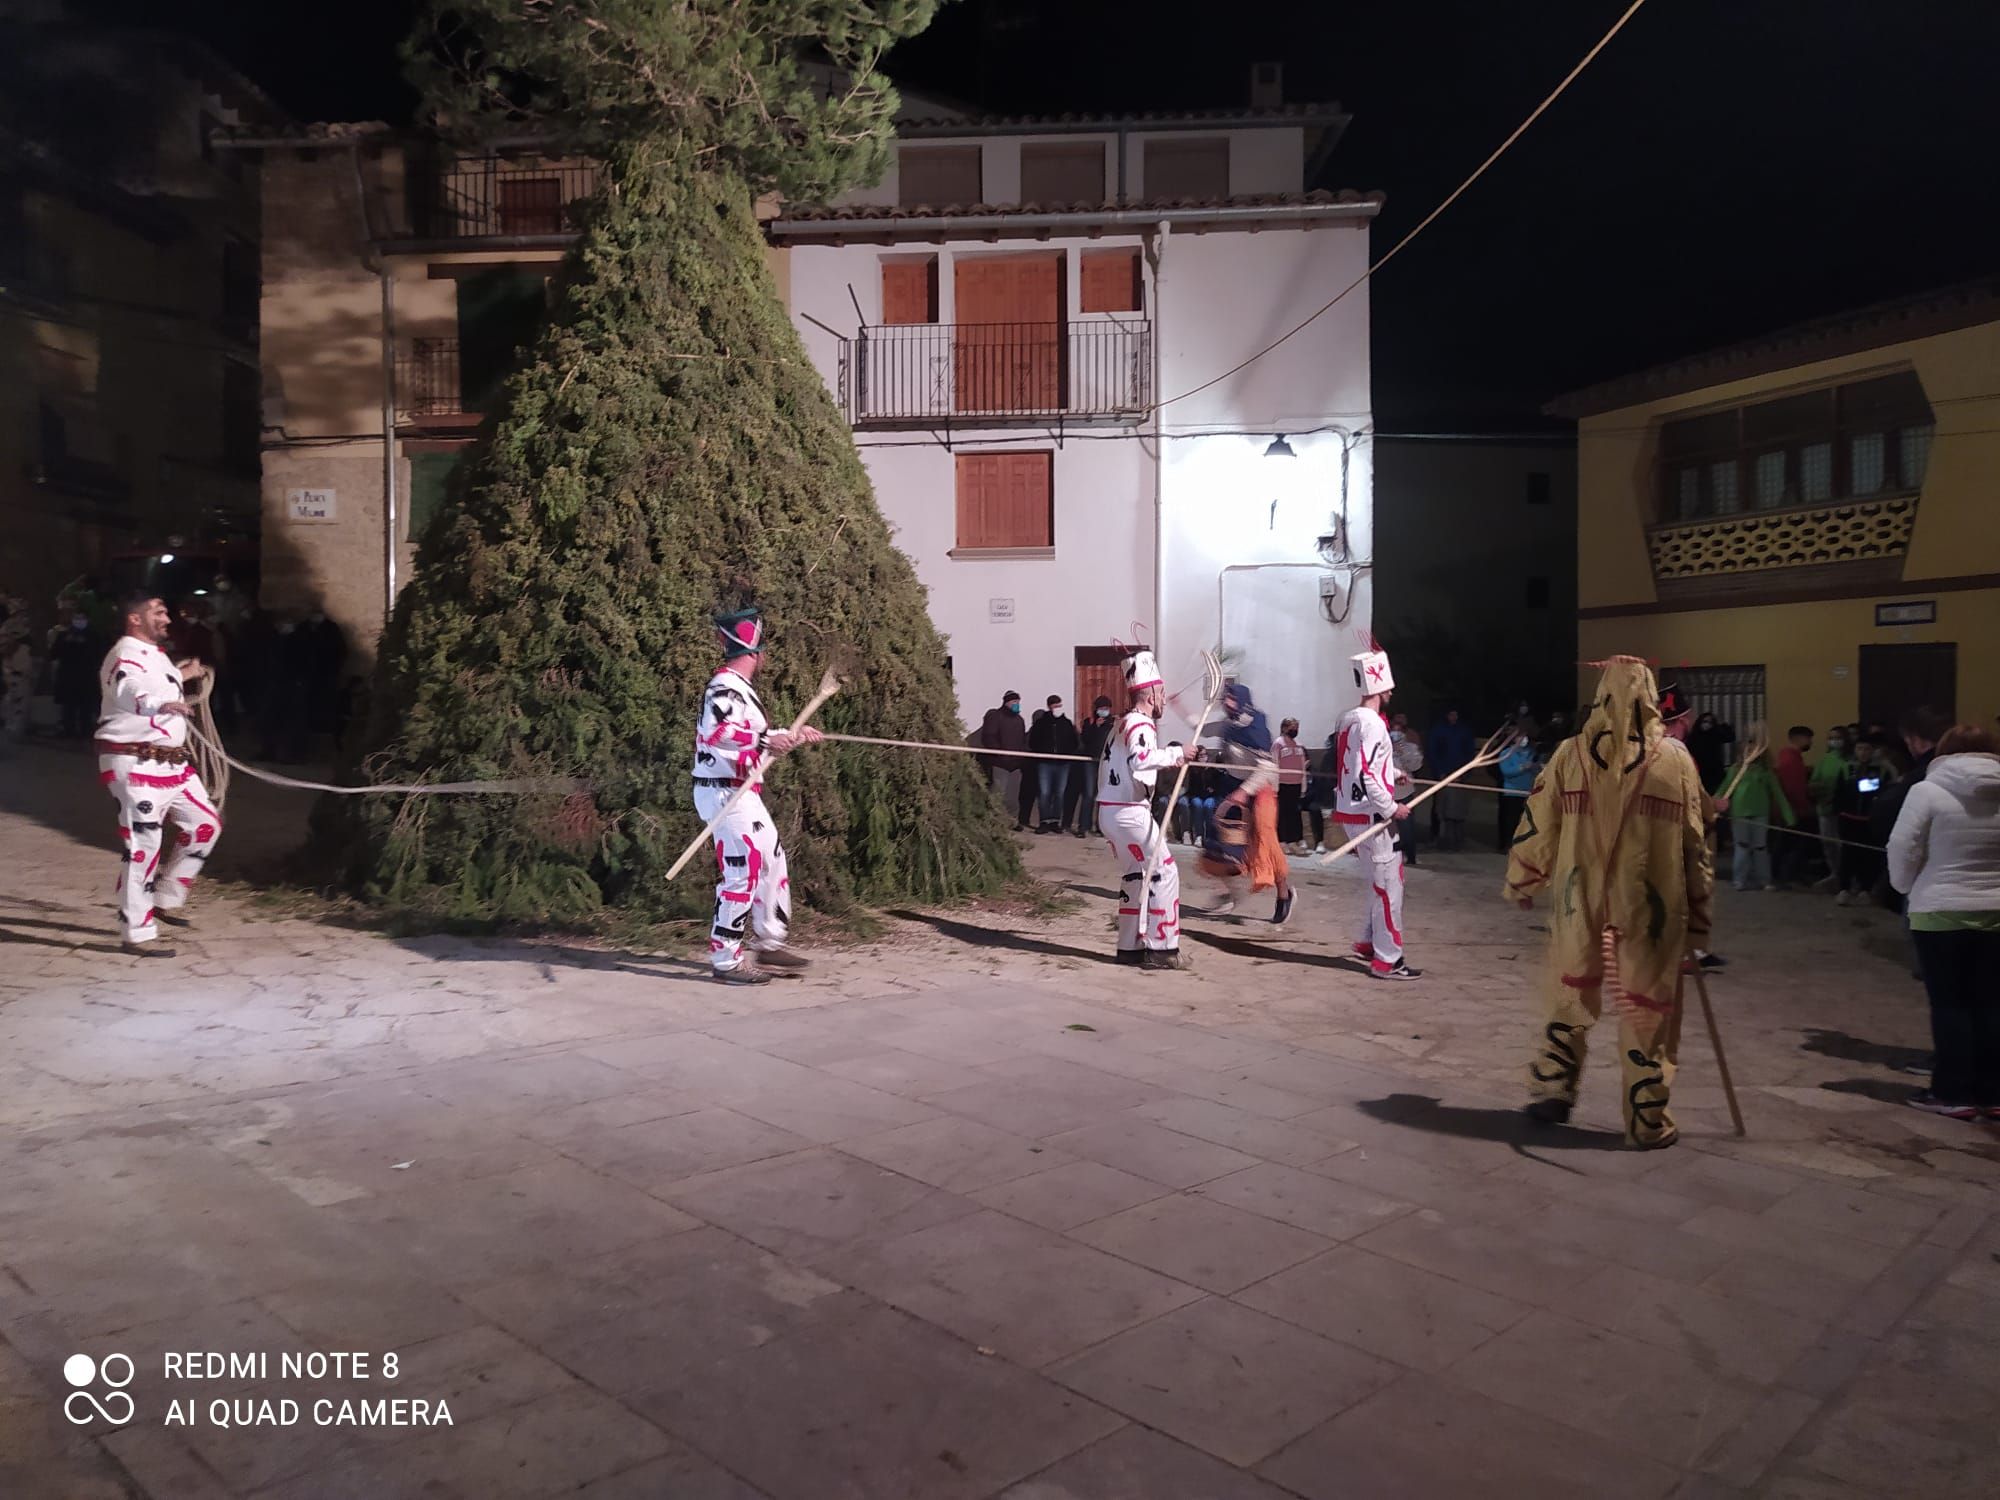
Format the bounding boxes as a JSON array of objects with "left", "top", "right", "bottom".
[
  {"left": 1074, "top": 646, "right": 1128, "bottom": 721},
  {"left": 955, "top": 254, "right": 1064, "bottom": 414},
  {"left": 1859, "top": 642, "right": 1956, "bottom": 731}
]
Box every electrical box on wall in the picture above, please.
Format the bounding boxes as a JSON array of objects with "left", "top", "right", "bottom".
[{"left": 1318, "top": 572, "right": 1341, "bottom": 599}]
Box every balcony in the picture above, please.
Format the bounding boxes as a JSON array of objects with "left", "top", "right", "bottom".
[
  {"left": 836, "top": 319, "right": 1153, "bottom": 427},
  {"left": 402, "top": 158, "right": 600, "bottom": 242},
  {"left": 395, "top": 338, "right": 474, "bottom": 426}
]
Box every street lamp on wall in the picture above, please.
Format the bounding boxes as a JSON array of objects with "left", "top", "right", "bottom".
[{"left": 1263, "top": 435, "right": 1297, "bottom": 459}]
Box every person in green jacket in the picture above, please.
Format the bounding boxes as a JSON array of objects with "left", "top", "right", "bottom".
[
  {"left": 1809, "top": 730, "right": 1853, "bottom": 890},
  {"left": 1731, "top": 748, "right": 1797, "bottom": 890}
]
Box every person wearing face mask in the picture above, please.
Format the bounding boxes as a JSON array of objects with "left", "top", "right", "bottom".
[
  {"left": 1074, "top": 695, "right": 1116, "bottom": 838},
  {"left": 1028, "top": 694, "right": 1080, "bottom": 833},
  {"left": 50, "top": 608, "right": 106, "bottom": 739},
  {"left": 979, "top": 690, "right": 1031, "bottom": 829}
]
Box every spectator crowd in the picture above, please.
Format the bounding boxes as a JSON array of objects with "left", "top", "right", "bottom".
[{"left": 0, "top": 576, "right": 354, "bottom": 763}]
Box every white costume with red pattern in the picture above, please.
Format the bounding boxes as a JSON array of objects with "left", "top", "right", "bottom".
[
  {"left": 1334, "top": 703, "right": 1407, "bottom": 968},
  {"left": 692, "top": 665, "right": 790, "bottom": 974},
  {"left": 96, "top": 636, "right": 221, "bottom": 944},
  {"left": 1096, "top": 708, "right": 1184, "bottom": 956}
]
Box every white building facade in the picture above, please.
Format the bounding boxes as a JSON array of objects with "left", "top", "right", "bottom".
[{"left": 774, "top": 105, "right": 1381, "bottom": 744}]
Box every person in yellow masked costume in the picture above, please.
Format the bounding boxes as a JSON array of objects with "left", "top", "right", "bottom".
[{"left": 1502, "top": 658, "right": 1715, "bottom": 1148}]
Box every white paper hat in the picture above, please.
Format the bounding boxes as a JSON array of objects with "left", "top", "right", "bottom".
[
  {"left": 1123, "top": 649, "right": 1164, "bottom": 691},
  {"left": 1351, "top": 649, "right": 1394, "bottom": 694}
]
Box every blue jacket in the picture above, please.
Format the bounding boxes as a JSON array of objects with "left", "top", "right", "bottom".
[
  {"left": 1499, "top": 741, "right": 1538, "bottom": 792},
  {"left": 1426, "top": 718, "right": 1478, "bottom": 775},
  {"left": 1221, "top": 684, "right": 1273, "bottom": 754}
]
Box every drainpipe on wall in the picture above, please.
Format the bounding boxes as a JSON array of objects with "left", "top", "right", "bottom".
[
  {"left": 379, "top": 267, "right": 397, "bottom": 616},
  {"left": 1147, "top": 219, "right": 1169, "bottom": 692},
  {"left": 347, "top": 145, "right": 398, "bottom": 622}
]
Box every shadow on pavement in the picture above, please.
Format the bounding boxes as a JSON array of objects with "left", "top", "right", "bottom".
[
  {"left": 1184, "top": 928, "right": 1352, "bottom": 969},
  {"left": 1800, "top": 1028, "right": 1931, "bottom": 1074},
  {"left": 0, "top": 927, "right": 128, "bottom": 956},
  {"left": 1356, "top": 1092, "right": 1628, "bottom": 1153},
  {"left": 887, "top": 909, "right": 1113, "bottom": 966},
  {"left": 1819, "top": 1077, "right": 1922, "bottom": 1106}
]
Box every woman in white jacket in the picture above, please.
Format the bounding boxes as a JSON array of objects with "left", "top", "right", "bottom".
[{"left": 1887, "top": 725, "right": 2000, "bottom": 1119}]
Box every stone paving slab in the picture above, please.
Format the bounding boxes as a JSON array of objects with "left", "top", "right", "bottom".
[{"left": 4, "top": 743, "right": 2000, "bottom": 1497}]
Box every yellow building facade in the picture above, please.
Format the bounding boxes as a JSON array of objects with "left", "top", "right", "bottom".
[{"left": 1556, "top": 283, "right": 2000, "bottom": 738}]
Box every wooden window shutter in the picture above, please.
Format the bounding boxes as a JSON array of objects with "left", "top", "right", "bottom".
[
  {"left": 956, "top": 452, "right": 1053, "bottom": 549},
  {"left": 1079, "top": 249, "right": 1142, "bottom": 313},
  {"left": 880, "top": 257, "right": 938, "bottom": 325}
]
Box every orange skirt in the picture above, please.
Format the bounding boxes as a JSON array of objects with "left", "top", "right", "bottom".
[{"left": 1244, "top": 785, "right": 1289, "bottom": 894}]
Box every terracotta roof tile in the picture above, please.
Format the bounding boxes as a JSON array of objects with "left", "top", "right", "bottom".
[
  {"left": 1548, "top": 275, "right": 2000, "bottom": 418},
  {"left": 775, "top": 189, "right": 1382, "bottom": 223}
]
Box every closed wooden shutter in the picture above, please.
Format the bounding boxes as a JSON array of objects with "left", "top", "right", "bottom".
[
  {"left": 954, "top": 254, "right": 1064, "bottom": 413},
  {"left": 496, "top": 176, "right": 563, "bottom": 234},
  {"left": 880, "top": 257, "right": 938, "bottom": 325},
  {"left": 955, "top": 452, "right": 1053, "bottom": 549},
  {"left": 1142, "top": 137, "right": 1230, "bottom": 200},
  {"left": 898, "top": 145, "right": 982, "bottom": 206},
  {"left": 1079, "top": 249, "right": 1142, "bottom": 313},
  {"left": 1020, "top": 143, "right": 1107, "bottom": 205}
]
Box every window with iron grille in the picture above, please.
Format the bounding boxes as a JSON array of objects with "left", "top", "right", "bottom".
[
  {"left": 1673, "top": 665, "right": 1767, "bottom": 737},
  {"left": 1656, "top": 371, "right": 1932, "bottom": 523}
]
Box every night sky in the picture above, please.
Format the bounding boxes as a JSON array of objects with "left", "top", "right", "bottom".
[{"left": 89, "top": 0, "right": 2000, "bottom": 427}]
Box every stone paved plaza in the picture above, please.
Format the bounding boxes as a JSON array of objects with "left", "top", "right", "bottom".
[{"left": 3, "top": 738, "right": 1997, "bottom": 1499}]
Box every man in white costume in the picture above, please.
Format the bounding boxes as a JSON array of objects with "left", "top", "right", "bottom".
[
  {"left": 693, "top": 606, "right": 821, "bottom": 985},
  {"left": 1334, "top": 646, "right": 1420, "bottom": 979},
  {"left": 96, "top": 592, "right": 223, "bottom": 956},
  {"left": 1095, "top": 649, "right": 1194, "bottom": 971}
]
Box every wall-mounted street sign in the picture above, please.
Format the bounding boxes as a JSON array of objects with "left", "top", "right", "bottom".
[
  {"left": 285, "top": 488, "right": 336, "bottom": 523},
  {"left": 988, "top": 598, "right": 1015, "bottom": 624},
  {"left": 1874, "top": 601, "right": 1936, "bottom": 626}
]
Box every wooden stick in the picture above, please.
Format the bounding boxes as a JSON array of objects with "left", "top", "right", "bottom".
[
  {"left": 1144, "top": 651, "right": 1224, "bottom": 898},
  {"left": 1715, "top": 726, "right": 1769, "bottom": 806},
  {"left": 819, "top": 732, "right": 1089, "bottom": 763},
  {"left": 665, "top": 666, "right": 842, "bottom": 882},
  {"left": 1686, "top": 953, "right": 1747, "bottom": 1136},
  {"left": 1317, "top": 724, "right": 1514, "bottom": 865}
]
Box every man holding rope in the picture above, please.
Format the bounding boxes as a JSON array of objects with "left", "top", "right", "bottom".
[
  {"left": 694, "top": 607, "right": 821, "bottom": 986},
  {"left": 97, "top": 592, "right": 222, "bottom": 956},
  {"left": 1504, "top": 657, "right": 1713, "bottom": 1148},
  {"left": 1335, "top": 646, "right": 1420, "bottom": 980},
  {"left": 1098, "top": 649, "right": 1194, "bottom": 971}
]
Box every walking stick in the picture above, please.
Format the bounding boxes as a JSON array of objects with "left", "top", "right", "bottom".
[
  {"left": 1317, "top": 723, "right": 1514, "bottom": 865},
  {"left": 1685, "top": 953, "right": 1747, "bottom": 1136},
  {"left": 1142, "top": 650, "right": 1224, "bottom": 898},
  {"left": 665, "top": 665, "right": 842, "bottom": 881}
]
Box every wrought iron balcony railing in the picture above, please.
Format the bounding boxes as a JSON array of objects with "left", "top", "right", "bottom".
[
  {"left": 395, "top": 338, "right": 462, "bottom": 420},
  {"left": 403, "top": 158, "right": 600, "bottom": 241},
  {"left": 836, "top": 319, "right": 1153, "bottom": 426}
]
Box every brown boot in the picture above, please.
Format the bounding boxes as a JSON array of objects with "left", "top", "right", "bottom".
[
  {"left": 123, "top": 940, "right": 177, "bottom": 959},
  {"left": 753, "top": 945, "right": 810, "bottom": 974}
]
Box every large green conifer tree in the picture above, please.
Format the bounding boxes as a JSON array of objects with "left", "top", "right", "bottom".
[{"left": 325, "top": 0, "right": 1017, "bottom": 922}]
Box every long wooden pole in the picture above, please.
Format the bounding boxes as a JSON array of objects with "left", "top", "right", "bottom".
[
  {"left": 1685, "top": 955, "right": 1747, "bottom": 1136},
  {"left": 818, "top": 732, "right": 1089, "bottom": 763},
  {"left": 665, "top": 666, "right": 842, "bottom": 882},
  {"left": 1317, "top": 725, "right": 1513, "bottom": 865},
  {"left": 1144, "top": 654, "right": 1225, "bottom": 899}
]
